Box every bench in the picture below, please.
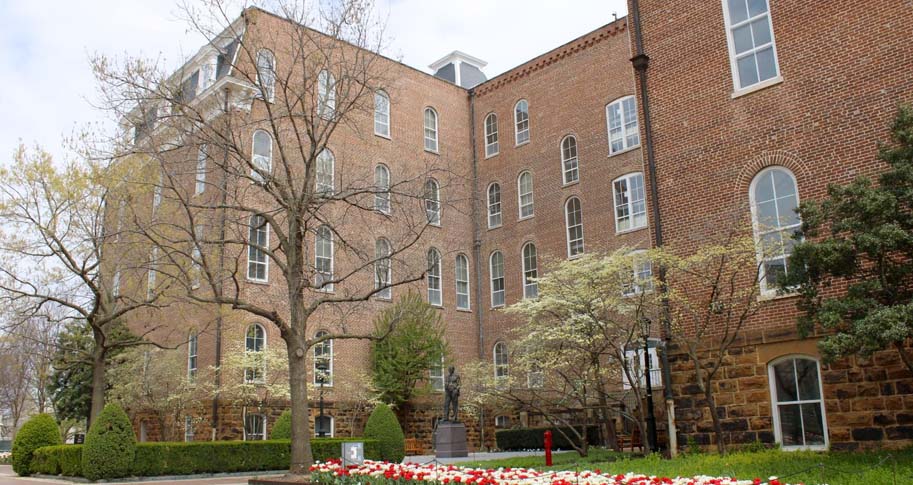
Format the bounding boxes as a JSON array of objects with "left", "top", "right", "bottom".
[{"left": 405, "top": 437, "right": 422, "bottom": 455}]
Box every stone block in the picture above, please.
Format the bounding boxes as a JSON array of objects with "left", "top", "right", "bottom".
[
  {"left": 851, "top": 427, "right": 884, "bottom": 441},
  {"left": 434, "top": 422, "right": 468, "bottom": 458}
]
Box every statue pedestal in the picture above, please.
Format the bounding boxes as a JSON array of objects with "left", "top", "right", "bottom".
[{"left": 434, "top": 421, "right": 468, "bottom": 458}]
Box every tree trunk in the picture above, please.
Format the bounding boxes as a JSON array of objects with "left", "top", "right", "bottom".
[
  {"left": 89, "top": 344, "right": 107, "bottom": 428},
  {"left": 287, "top": 332, "right": 314, "bottom": 475},
  {"left": 703, "top": 381, "right": 725, "bottom": 454},
  {"left": 596, "top": 381, "right": 619, "bottom": 451}
]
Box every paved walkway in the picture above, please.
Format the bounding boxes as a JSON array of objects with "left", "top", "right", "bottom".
[{"left": 405, "top": 450, "right": 553, "bottom": 465}]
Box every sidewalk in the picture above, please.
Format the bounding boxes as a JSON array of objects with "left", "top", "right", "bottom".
[
  {"left": 404, "top": 450, "right": 554, "bottom": 465},
  {"left": 0, "top": 466, "right": 279, "bottom": 485}
]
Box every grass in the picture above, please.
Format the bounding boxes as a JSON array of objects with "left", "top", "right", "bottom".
[{"left": 455, "top": 447, "right": 913, "bottom": 485}]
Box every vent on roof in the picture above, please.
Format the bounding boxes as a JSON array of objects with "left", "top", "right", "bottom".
[{"left": 429, "top": 51, "right": 487, "bottom": 89}]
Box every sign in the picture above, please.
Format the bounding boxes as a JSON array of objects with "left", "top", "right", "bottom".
[
  {"left": 73, "top": 434, "right": 85, "bottom": 444},
  {"left": 342, "top": 441, "right": 364, "bottom": 467}
]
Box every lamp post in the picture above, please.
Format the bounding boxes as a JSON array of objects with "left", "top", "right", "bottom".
[
  {"left": 641, "top": 317, "right": 659, "bottom": 453},
  {"left": 316, "top": 358, "right": 329, "bottom": 438}
]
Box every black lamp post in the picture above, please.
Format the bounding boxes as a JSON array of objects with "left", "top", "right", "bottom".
[
  {"left": 316, "top": 358, "right": 329, "bottom": 438},
  {"left": 641, "top": 316, "right": 659, "bottom": 453}
]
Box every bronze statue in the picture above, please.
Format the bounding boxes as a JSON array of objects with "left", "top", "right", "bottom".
[{"left": 443, "top": 366, "right": 461, "bottom": 422}]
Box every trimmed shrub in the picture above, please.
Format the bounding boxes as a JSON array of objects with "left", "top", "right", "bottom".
[
  {"left": 30, "top": 445, "right": 82, "bottom": 476},
  {"left": 270, "top": 410, "right": 292, "bottom": 440},
  {"left": 363, "top": 403, "right": 404, "bottom": 463},
  {"left": 11, "top": 413, "right": 62, "bottom": 476},
  {"left": 82, "top": 404, "right": 136, "bottom": 480},
  {"left": 495, "top": 426, "right": 601, "bottom": 451}
]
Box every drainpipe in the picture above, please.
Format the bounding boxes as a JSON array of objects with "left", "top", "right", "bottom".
[
  {"left": 629, "top": 0, "right": 677, "bottom": 457},
  {"left": 468, "top": 89, "right": 486, "bottom": 452}
]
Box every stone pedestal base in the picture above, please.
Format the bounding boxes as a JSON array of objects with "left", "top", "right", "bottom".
[{"left": 434, "top": 421, "right": 468, "bottom": 458}]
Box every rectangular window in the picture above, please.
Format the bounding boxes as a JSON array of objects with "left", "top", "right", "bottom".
[
  {"left": 247, "top": 216, "right": 269, "bottom": 282},
  {"left": 623, "top": 345, "right": 661, "bottom": 390},
  {"left": 613, "top": 173, "right": 647, "bottom": 232},
  {"left": 455, "top": 255, "right": 470, "bottom": 310},
  {"left": 430, "top": 357, "right": 444, "bottom": 392},
  {"left": 187, "top": 332, "right": 198, "bottom": 381},
  {"left": 623, "top": 251, "right": 654, "bottom": 296},
  {"left": 723, "top": 0, "right": 780, "bottom": 91},
  {"left": 374, "top": 91, "right": 390, "bottom": 138},
  {"left": 184, "top": 416, "right": 194, "bottom": 442},
  {"left": 244, "top": 414, "right": 265, "bottom": 441},
  {"left": 606, "top": 97, "right": 640, "bottom": 155},
  {"left": 147, "top": 248, "right": 158, "bottom": 300},
  {"left": 191, "top": 225, "right": 203, "bottom": 289},
  {"left": 490, "top": 252, "right": 505, "bottom": 307},
  {"left": 195, "top": 145, "right": 207, "bottom": 195}
]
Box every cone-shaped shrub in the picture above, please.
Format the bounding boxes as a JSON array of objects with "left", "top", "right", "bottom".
[
  {"left": 82, "top": 404, "right": 136, "bottom": 480},
  {"left": 270, "top": 410, "right": 292, "bottom": 439},
  {"left": 11, "top": 413, "right": 62, "bottom": 475},
  {"left": 363, "top": 403, "right": 404, "bottom": 463}
]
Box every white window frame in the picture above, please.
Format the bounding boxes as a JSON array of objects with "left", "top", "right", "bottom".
[
  {"left": 427, "top": 248, "right": 442, "bottom": 307},
  {"left": 317, "top": 69, "right": 336, "bottom": 119},
  {"left": 517, "top": 171, "right": 534, "bottom": 219},
  {"left": 315, "top": 148, "right": 335, "bottom": 195},
  {"left": 527, "top": 363, "right": 544, "bottom": 389},
  {"left": 425, "top": 178, "right": 441, "bottom": 226},
  {"left": 374, "top": 238, "right": 392, "bottom": 300},
  {"left": 722, "top": 0, "right": 782, "bottom": 95},
  {"left": 564, "top": 197, "right": 584, "bottom": 258},
  {"left": 749, "top": 166, "right": 801, "bottom": 296},
  {"left": 315, "top": 225, "right": 334, "bottom": 292},
  {"left": 187, "top": 331, "right": 198, "bottom": 381},
  {"left": 191, "top": 224, "right": 203, "bottom": 290},
  {"left": 493, "top": 342, "right": 509, "bottom": 381},
  {"left": 244, "top": 324, "right": 266, "bottom": 384},
  {"left": 561, "top": 135, "right": 579, "bottom": 185},
  {"left": 612, "top": 172, "right": 647, "bottom": 233},
  {"left": 768, "top": 355, "right": 829, "bottom": 451},
  {"left": 374, "top": 164, "right": 391, "bottom": 214},
  {"left": 495, "top": 415, "right": 510, "bottom": 428},
  {"left": 606, "top": 96, "right": 641, "bottom": 155},
  {"left": 455, "top": 254, "right": 470, "bottom": 310},
  {"left": 487, "top": 183, "right": 502, "bottom": 229},
  {"left": 313, "top": 330, "right": 334, "bottom": 387},
  {"left": 152, "top": 172, "right": 162, "bottom": 214},
  {"left": 247, "top": 215, "right": 269, "bottom": 283},
  {"left": 184, "top": 416, "right": 194, "bottom": 442},
  {"left": 256, "top": 49, "right": 275, "bottom": 102},
  {"left": 514, "top": 100, "right": 530, "bottom": 146},
  {"left": 623, "top": 249, "right": 654, "bottom": 296},
  {"left": 622, "top": 342, "right": 662, "bottom": 390},
  {"left": 195, "top": 145, "right": 207, "bottom": 195},
  {"left": 484, "top": 113, "right": 499, "bottom": 158},
  {"left": 424, "top": 107, "right": 439, "bottom": 153},
  {"left": 147, "top": 247, "right": 158, "bottom": 300},
  {"left": 251, "top": 130, "right": 272, "bottom": 182},
  {"left": 430, "top": 355, "right": 445, "bottom": 392},
  {"left": 374, "top": 90, "right": 391, "bottom": 138},
  {"left": 244, "top": 413, "right": 266, "bottom": 441},
  {"left": 314, "top": 415, "right": 335, "bottom": 438},
  {"left": 522, "top": 242, "right": 538, "bottom": 299},
  {"left": 489, "top": 251, "right": 505, "bottom": 308}
]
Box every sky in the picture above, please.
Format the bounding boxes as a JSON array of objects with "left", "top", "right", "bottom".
[{"left": 0, "top": 0, "right": 628, "bottom": 163}]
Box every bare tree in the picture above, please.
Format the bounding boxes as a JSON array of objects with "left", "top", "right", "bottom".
[{"left": 92, "top": 1, "right": 463, "bottom": 474}]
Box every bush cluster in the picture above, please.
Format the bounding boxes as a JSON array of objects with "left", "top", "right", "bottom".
[
  {"left": 30, "top": 445, "right": 83, "bottom": 476},
  {"left": 11, "top": 413, "right": 62, "bottom": 476},
  {"left": 269, "top": 410, "right": 292, "bottom": 440},
  {"left": 495, "top": 426, "right": 601, "bottom": 451},
  {"left": 363, "top": 403, "right": 405, "bottom": 463},
  {"left": 82, "top": 404, "right": 136, "bottom": 481}
]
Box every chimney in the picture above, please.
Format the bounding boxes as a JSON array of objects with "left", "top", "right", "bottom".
[{"left": 429, "top": 51, "right": 487, "bottom": 89}]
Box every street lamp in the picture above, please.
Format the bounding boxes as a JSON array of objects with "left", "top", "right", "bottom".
[
  {"left": 316, "top": 357, "right": 329, "bottom": 438},
  {"left": 640, "top": 316, "right": 659, "bottom": 453}
]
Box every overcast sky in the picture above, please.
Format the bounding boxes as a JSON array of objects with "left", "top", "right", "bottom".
[{"left": 0, "top": 0, "right": 628, "bottom": 162}]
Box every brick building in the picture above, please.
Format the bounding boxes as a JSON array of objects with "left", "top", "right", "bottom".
[{"left": 115, "top": 1, "right": 913, "bottom": 453}]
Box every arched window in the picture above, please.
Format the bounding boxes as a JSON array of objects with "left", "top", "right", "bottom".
[
  {"left": 374, "top": 238, "right": 392, "bottom": 299},
  {"left": 315, "top": 225, "right": 334, "bottom": 292},
  {"left": 517, "top": 171, "right": 534, "bottom": 219},
  {"left": 561, "top": 135, "right": 579, "bottom": 184},
  {"left": 256, "top": 49, "right": 275, "bottom": 101},
  {"left": 195, "top": 145, "right": 207, "bottom": 195},
  {"left": 565, "top": 197, "right": 584, "bottom": 257},
  {"left": 427, "top": 248, "right": 442, "bottom": 306},
  {"left": 244, "top": 324, "right": 265, "bottom": 383},
  {"left": 424, "top": 178, "right": 441, "bottom": 225},
  {"left": 316, "top": 148, "right": 335, "bottom": 195},
  {"left": 612, "top": 172, "right": 647, "bottom": 232},
  {"left": 455, "top": 254, "right": 470, "bottom": 310},
  {"left": 514, "top": 100, "right": 529, "bottom": 145},
  {"left": 487, "top": 183, "right": 502, "bottom": 228},
  {"left": 251, "top": 130, "right": 272, "bottom": 182},
  {"left": 313, "top": 330, "right": 333, "bottom": 386},
  {"left": 493, "top": 342, "right": 509, "bottom": 381},
  {"left": 606, "top": 95, "right": 640, "bottom": 154},
  {"left": 315, "top": 415, "right": 334, "bottom": 438},
  {"left": 247, "top": 215, "right": 269, "bottom": 282},
  {"left": 768, "top": 356, "right": 827, "bottom": 450},
  {"left": 374, "top": 90, "right": 390, "bottom": 137},
  {"left": 489, "top": 251, "right": 505, "bottom": 308},
  {"left": 244, "top": 413, "right": 266, "bottom": 441},
  {"left": 424, "top": 107, "right": 439, "bottom": 152},
  {"left": 374, "top": 164, "right": 391, "bottom": 213},
  {"left": 187, "top": 331, "right": 198, "bottom": 381},
  {"left": 522, "top": 242, "right": 538, "bottom": 299},
  {"left": 317, "top": 69, "right": 336, "bottom": 118},
  {"left": 750, "top": 167, "right": 801, "bottom": 294},
  {"left": 484, "top": 113, "right": 499, "bottom": 157}
]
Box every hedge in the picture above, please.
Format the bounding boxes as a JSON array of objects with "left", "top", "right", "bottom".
[
  {"left": 30, "top": 438, "right": 380, "bottom": 478},
  {"left": 495, "top": 426, "right": 601, "bottom": 451},
  {"left": 11, "top": 413, "right": 62, "bottom": 476}
]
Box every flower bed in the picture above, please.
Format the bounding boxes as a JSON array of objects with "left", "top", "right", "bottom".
[
  {"left": 0, "top": 451, "right": 11, "bottom": 464},
  {"left": 310, "top": 459, "right": 804, "bottom": 485}
]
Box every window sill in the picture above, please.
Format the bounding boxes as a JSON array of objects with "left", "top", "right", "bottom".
[
  {"left": 487, "top": 224, "right": 502, "bottom": 231},
  {"left": 615, "top": 224, "right": 648, "bottom": 236},
  {"left": 562, "top": 180, "right": 580, "bottom": 188},
  {"left": 456, "top": 307, "right": 472, "bottom": 313},
  {"left": 313, "top": 383, "right": 334, "bottom": 388},
  {"left": 484, "top": 151, "right": 499, "bottom": 160},
  {"left": 731, "top": 76, "right": 783, "bottom": 99},
  {"left": 424, "top": 148, "right": 440, "bottom": 155},
  {"left": 246, "top": 278, "right": 270, "bottom": 286},
  {"left": 608, "top": 144, "right": 641, "bottom": 158},
  {"left": 518, "top": 214, "right": 534, "bottom": 222},
  {"left": 374, "top": 132, "right": 391, "bottom": 140},
  {"left": 490, "top": 305, "right": 505, "bottom": 311},
  {"left": 515, "top": 140, "right": 530, "bottom": 148},
  {"left": 568, "top": 253, "right": 585, "bottom": 260},
  {"left": 758, "top": 290, "right": 799, "bottom": 302},
  {"left": 428, "top": 221, "right": 442, "bottom": 228}
]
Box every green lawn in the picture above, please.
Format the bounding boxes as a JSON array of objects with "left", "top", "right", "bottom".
[{"left": 456, "top": 448, "right": 913, "bottom": 485}]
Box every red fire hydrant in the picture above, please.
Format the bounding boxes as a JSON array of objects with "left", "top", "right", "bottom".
[{"left": 544, "top": 430, "right": 553, "bottom": 466}]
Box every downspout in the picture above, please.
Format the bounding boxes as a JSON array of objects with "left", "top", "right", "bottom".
[
  {"left": 468, "top": 88, "right": 487, "bottom": 451},
  {"left": 211, "top": 85, "right": 231, "bottom": 440},
  {"left": 628, "top": 0, "right": 677, "bottom": 457}
]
